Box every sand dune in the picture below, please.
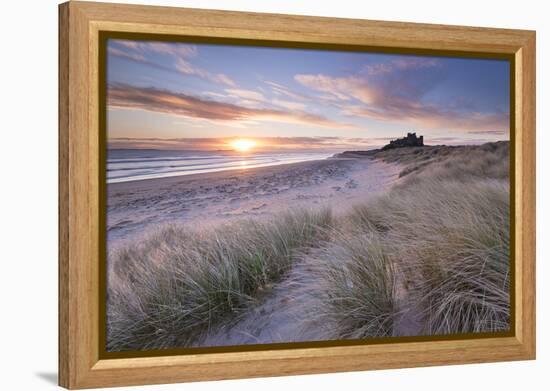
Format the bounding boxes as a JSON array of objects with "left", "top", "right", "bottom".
[{"left": 106, "top": 143, "right": 510, "bottom": 351}]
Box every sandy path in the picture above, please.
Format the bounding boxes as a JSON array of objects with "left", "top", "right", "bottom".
[
  {"left": 198, "top": 248, "right": 423, "bottom": 347},
  {"left": 195, "top": 260, "right": 333, "bottom": 347}
]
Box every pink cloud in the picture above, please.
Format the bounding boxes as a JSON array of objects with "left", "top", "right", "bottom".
[
  {"left": 108, "top": 136, "right": 376, "bottom": 151},
  {"left": 295, "top": 57, "right": 508, "bottom": 134},
  {"left": 107, "top": 84, "right": 356, "bottom": 130},
  {"left": 294, "top": 74, "right": 375, "bottom": 104},
  {"left": 224, "top": 88, "right": 265, "bottom": 101},
  {"left": 271, "top": 99, "right": 307, "bottom": 111}
]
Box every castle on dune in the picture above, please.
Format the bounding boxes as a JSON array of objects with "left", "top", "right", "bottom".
[{"left": 382, "top": 132, "right": 424, "bottom": 150}]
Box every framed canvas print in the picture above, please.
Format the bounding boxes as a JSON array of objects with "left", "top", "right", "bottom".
[{"left": 58, "top": 1, "right": 536, "bottom": 389}]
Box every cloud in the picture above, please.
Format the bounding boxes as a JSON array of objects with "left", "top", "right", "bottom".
[
  {"left": 294, "top": 74, "right": 374, "bottom": 103},
  {"left": 295, "top": 57, "right": 509, "bottom": 133},
  {"left": 264, "top": 80, "right": 310, "bottom": 101},
  {"left": 224, "top": 88, "right": 266, "bottom": 101},
  {"left": 175, "top": 117, "right": 261, "bottom": 129},
  {"left": 107, "top": 47, "right": 146, "bottom": 62},
  {"left": 424, "top": 136, "right": 501, "bottom": 145},
  {"left": 271, "top": 99, "right": 307, "bottom": 111},
  {"left": 108, "top": 136, "right": 376, "bottom": 151},
  {"left": 175, "top": 59, "right": 236, "bottom": 86},
  {"left": 224, "top": 88, "right": 308, "bottom": 111},
  {"left": 294, "top": 58, "right": 441, "bottom": 104},
  {"left": 203, "top": 87, "right": 308, "bottom": 111},
  {"left": 107, "top": 83, "right": 356, "bottom": 129},
  {"left": 109, "top": 137, "right": 225, "bottom": 150},
  {"left": 365, "top": 57, "right": 440, "bottom": 75},
  {"left": 345, "top": 103, "right": 509, "bottom": 132},
  {"left": 108, "top": 133, "right": 503, "bottom": 151},
  {"left": 108, "top": 39, "right": 235, "bottom": 87},
  {"left": 202, "top": 91, "right": 228, "bottom": 99},
  {"left": 466, "top": 129, "right": 507, "bottom": 135},
  {"left": 114, "top": 39, "right": 198, "bottom": 58}
]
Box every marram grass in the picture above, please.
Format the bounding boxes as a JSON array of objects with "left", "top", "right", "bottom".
[{"left": 107, "top": 208, "right": 333, "bottom": 351}]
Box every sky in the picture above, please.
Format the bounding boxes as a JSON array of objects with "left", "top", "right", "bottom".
[{"left": 106, "top": 38, "right": 510, "bottom": 152}]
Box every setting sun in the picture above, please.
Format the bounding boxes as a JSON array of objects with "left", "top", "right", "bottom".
[{"left": 230, "top": 139, "right": 256, "bottom": 152}]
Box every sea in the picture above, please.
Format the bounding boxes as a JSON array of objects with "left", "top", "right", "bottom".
[{"left": 107, "top": 149, "right": 337, "bottom": 183}]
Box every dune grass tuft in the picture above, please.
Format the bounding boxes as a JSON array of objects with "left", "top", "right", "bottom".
[
  {"left": 301, "top": 232, "right": 397, "bottom": 338},
  {"left": 107, "top": 208, "right": 333, "bottom": 351},
  {"left": 303, "top": 179, "right": 509, "bottom": 338},
  {"left": 334, "top": 142, "right": 510, "bottom": 336}
]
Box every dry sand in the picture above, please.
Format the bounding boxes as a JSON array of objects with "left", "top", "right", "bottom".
[
  {"left": 107, "top": 157, "right": 401, "bottom": 245},
  {"left": 194, "top": 255, "right": 337, "bottom": 347}
]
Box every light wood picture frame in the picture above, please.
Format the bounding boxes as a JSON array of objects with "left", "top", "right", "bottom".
[{"left": 59, "top": 1, "right": 536, "bottom": 389}]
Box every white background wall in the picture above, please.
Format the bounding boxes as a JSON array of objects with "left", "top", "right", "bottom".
[{"left": 0, "top": 0, "right": 547, "bottom": 389}]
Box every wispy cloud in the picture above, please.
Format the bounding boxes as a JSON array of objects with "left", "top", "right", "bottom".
[
  {"left": 223, "top": 88, "right": 308, "bottom": 111},
  {"left": 466, "top": 129, "right": 508, "bottom": 135},
  {"left": 271, "top": 99, "right": 307, "bottom": 111},
  {"left": 424, "top": 136, "right": 500, "bottom": 145},
  {"left": 175, "top": 58, "right": 236, "bottom": 86},
  {"left": 264, "top": 80, "right": 310, "bottom": 101},
  {"left": 107, "top": 83, "right": 356, "bottom": 129},
  {"left": 224, "top": 88, "right": 266, "bottom": 101},
  {"left": 343, "top": 103, "right": 509, "bottom": 132},
  {"left": 365, "top": 57, "right": 440, "bottom": 75},
  {"left": 107, "top": 47, "right": 146, "bottom": 62},
  {"left": 115, "top": 39, "right": 198, "bottom": 58},
  {"left": 108, "top": 39, "right": 236, "bottom": 87},
  {"left": 294, "top": 74, "right": 374, "bottom": 103}
]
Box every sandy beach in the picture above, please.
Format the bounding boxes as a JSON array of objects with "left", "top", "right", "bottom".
[{"left": 107, "top": 156, "right": 402, "bottom": 244}]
